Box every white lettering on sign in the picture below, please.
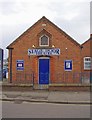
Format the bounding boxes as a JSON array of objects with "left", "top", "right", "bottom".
[
  {"left": 18, "top": 64, "right": 23, "bottom": 67},
  {"left": 28, "top": 49, "right": 60, "bottom": 56}
]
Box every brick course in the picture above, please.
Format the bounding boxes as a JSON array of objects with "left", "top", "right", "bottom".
[{"left": 7, "top": 16, "right": 91, "bottom": 88}]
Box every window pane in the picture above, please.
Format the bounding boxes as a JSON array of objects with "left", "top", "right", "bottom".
[
  {"left": 84, "top": 62, "right": 91, "bottom": 69},
  {"left": 84, "top": 57, "right": 92, "bottom": 70},
  {"left": 85, "top": 57, "right": 91, "bottom": 61},
  {"left": 40, "top": 35, "right": 49, "bottom": 46}
]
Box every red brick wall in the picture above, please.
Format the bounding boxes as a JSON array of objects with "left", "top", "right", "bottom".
[
  {"left": 7, "top": 17, "right": 82, "bottom": 84},
  {"left": 81, "top": 39, "right": 92, "bottom": 72}
]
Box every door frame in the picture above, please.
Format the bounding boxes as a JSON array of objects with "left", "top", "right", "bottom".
[{"left": 38, "top": 57, "right": 50, "bottom": 85}]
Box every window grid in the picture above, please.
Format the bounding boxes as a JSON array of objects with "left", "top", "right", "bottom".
[
  {"left": 39, "top": 35, "right": 49, "bottom": 47},
  {"left": 84, "top": 57, "right": 92, "bottom": 70}
]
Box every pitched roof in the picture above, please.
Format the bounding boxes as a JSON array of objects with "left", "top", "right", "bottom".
[
  {"left": 7, "top": 16, "right": 81, "bottom": 49},
  {"left": 81, "top": 36, "right": 92, "bottom": 46}
]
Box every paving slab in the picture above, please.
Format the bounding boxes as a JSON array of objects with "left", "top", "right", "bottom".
[{"left": 1, "top": 91, "right": 91, "bottom": 104}]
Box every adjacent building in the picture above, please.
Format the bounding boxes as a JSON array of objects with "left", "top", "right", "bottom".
[{"left": 81, "top": 35, "right": 92, "bottom": 83}]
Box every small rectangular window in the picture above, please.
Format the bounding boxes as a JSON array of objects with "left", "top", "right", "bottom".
[{"left": 84, "top": 57, "right": 92, "bottom": 70}]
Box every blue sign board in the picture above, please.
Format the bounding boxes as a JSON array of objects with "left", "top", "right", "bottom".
[
  {"left": 28, "top": 48, "right": 60, "bottom": 56},
  {"left": 64, "top": 60, "right": 72, "bottom": 71},
  {"left": 17, "top": 60, "right": 24, "bottom": 71}
]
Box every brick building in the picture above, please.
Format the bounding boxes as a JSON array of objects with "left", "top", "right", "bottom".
[
  {"left": 81, "top": 35, "right": 92, "bottom": 83},
  {"left": 7, "top": 16, "right": 91, "bottom": 89}
]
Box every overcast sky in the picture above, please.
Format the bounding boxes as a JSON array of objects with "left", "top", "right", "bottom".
[{"left": 0, "top": 0, "right": 91, "bottom": 58}]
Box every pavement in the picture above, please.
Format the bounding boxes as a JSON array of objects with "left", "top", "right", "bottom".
[
  {"left": 0, "top": 81, "right": 91, "bottom": 104},
  {"left": 0, "top": 90, "right": 91, "bottom": 104}
]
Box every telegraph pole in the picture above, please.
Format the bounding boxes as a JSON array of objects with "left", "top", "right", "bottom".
[{"left": 0, "top": 48, "right": 3, "bottom": 81}]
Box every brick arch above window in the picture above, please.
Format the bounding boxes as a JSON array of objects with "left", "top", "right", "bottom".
[
  {"left": 37, "top": 29, "right": 52, "bottom": 37},
  {"left": 37, "top": 29, "right": 52, "bottom": 48}
]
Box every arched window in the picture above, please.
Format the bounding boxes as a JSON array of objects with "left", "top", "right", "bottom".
[{"left": 39, "top": 35, "right": 49, "bottom": 46}]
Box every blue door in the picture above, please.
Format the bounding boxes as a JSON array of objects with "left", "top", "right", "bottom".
[{"left": 39, "top": 58, "right": 49, "bottom": 84}]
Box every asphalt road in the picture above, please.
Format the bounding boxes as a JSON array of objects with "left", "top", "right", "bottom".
[{"left": 2, "top": 101, "right": 91, "bottom": 118}]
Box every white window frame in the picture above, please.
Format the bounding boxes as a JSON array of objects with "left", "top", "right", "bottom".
[
  {"left": 84, "top": 57, "right": 92, "bottom": 70},
  {"left": 39, "top": 35, "right": 49, "bottom": 47}
]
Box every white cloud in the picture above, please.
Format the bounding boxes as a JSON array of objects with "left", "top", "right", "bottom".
[
  {"left": 0, "top": 0, "right": 91, "bottom": 58},
  {"left": 0, "top": 0, "right": 56, "bottom": 25}
]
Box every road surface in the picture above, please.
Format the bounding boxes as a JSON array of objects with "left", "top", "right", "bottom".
[{"left": 2, "top": 101, "right": 91, "bottom": 118}]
